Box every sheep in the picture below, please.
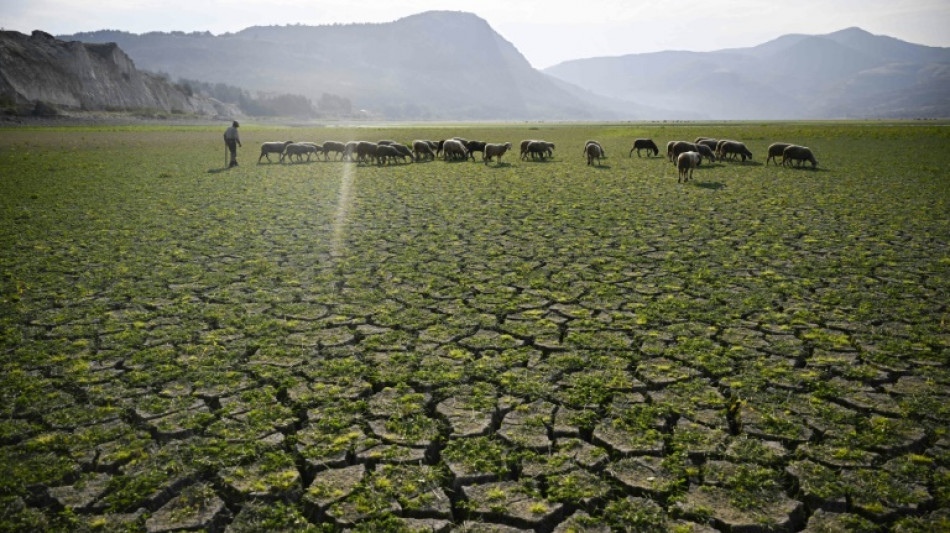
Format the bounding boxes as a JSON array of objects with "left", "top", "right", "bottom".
[
  {"left": 520, "top": 139, "right": 536, "bottom": 160},
  {"left": 585, "top": 141, "right": 605, "bottom": 166},
  {"left": 356, "top": 141, "right": 379, "bottom": 164},
  {"left": 258, "top": 141, "right": 293, "bottom": 163},
  {"left": 585, "top": 140, "right": 606, "bottom": 157},
  {"left": 677, "top": 151, "right": 702, "bottom": 182},
  {"left": 377, "top": 140, "right": 398, "bottom": 146},
  {"left": 412, "top": 140, "right": 436, "bottom": 161},
  {"left": 782, "top": 145, "right": 818, "bottom": 168},
  {"left": 483, "top": 142, "right": 512, "bottom": 165},
  {"left": 525, "top": 140, "right": 552, "bottom": 160},
  {"left": 696, "top": 143, "right": 717, "bottom": 162},
  {"left": 719, "top": 141, "right": 753, "bottom": 162},
  {"left": 342, "top": 141, "right": 359, "bottom": 162},
  {"left": 462, "top": 140, "right": 488, "bottom": 161},
  {"left": 766, "top": 142, "right": 794, "bottom": 166},
  {"left": 696, "top": 139, "right": 719, "bottom": 151},
  {"left": 281, "top": 142, "right": 322, "bottom": 163},
  {"left": 442, "top": 139, "right": 468, "bottom": 161},
  {"left": 321, "top": 141, "right": 346, "bottom": 161},
  {"left": 670, "top": 141, "right": 699, "bottom": 163},
  {"left": 714, "top": 139, "right": 733, "bottom": 159},
  {"left": 389, "top": 143, "right": 413, "bottom": 163},
  {"left": 666, "top": 141, "right": 677, "bottom": 162},
  {"left": 630, "top": 138, "right": 659, "bottom": 157},
  {"left": 374, "top": 144, "right": 401, "bottom": 165}
]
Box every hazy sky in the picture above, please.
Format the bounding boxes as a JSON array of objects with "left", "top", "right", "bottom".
[{"left": 4, "top": 0, "right": 949, "bottom": 68}]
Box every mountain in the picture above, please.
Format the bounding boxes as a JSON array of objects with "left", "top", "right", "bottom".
[
  {"left": 0, "top": 29, "right": 234, "bottom": 116},
  {"left": 60, "top": 11, "right": 676, "bottom": 120},
  {"left": 544, "top": 27, "right": 950, "bottom": 119}
]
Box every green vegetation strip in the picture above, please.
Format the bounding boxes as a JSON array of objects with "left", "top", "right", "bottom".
[{"left": 1, "top": 122, "right": 948, "bottom": 532}]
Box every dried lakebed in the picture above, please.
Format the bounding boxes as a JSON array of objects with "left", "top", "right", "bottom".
[{"left": 1, "top": 123, "right": 948, "bottom": 532}]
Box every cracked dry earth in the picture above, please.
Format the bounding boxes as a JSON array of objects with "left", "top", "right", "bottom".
[{"left": 1, "top": 126, "right": 949, "bottom": 532}]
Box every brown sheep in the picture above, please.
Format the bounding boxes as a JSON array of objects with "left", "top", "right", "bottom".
[{"left": 766, "top": 143, "right": 794, "bottom": 166}]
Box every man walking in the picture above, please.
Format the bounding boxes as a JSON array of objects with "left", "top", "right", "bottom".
[{"left": 224, "top": 121, "right": 241, "bottom": 167}]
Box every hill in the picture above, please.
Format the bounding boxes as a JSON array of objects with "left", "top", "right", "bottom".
[
  {"left": 0, "top": 29, "right": 233, "bottom": 117},
  {"left": 60, "top": 12, "right": 672, "bottom": 121},
  {"left": 543, "top": 27, "right": 950, "bottom": 119}
]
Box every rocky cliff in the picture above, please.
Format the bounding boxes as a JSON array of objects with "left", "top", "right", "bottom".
[{"left": 0, "top": 30, "right": 231, "bottom": 116}]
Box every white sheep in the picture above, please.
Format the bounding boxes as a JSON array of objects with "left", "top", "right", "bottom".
[
  {"left": 585, "top": 141, "right": 604, "bottom": 166},
  {"left": 281, "top": 142, "right": 322, "bottom": 163},
  {"left": 767, "top": 142, "right": 793, "bottom": 166},
  {"left": 696, "top": 143, "right": 716, "bottom": 162},
  {"left": 412, "top": 140, "right": 436, "bottom": 161},
  {"left": 782, "top": 145, "right": 818, "bottom": 168},
  {"left": 321, "top": 141, "right": 346, "bottom": 160},
  {"left": 483, "top": 142, "right": 512, "bottom": 164},
  {"left": 677, "top": 151, "right": 702, "bottom": 182},
  {"left": 670, "top": 141, "right": 698, "bottom": 163},
  {"left": 442, "top": 139, "right": 468, "bottom": 161},
  {"left": 342, "top": 141, "right": 359, "bottom": 162},
  {"left": 258, "top": 141, "right": 293, "bottom": 163}
]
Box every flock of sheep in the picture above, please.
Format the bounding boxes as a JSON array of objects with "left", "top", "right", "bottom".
[
  {"left": 258, "top": 138, "right": 522, "bottom": 166},
  {"left": 637, "top": 137, "right": 818, "bottom": 182},
  {"left": 256, "top": 136, "right": 818, "bottom": 181}
]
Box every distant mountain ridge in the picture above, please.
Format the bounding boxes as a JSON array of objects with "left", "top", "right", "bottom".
[
  {"left": 543, "top": 27, "right": 950, "bottom": 119},
  {"left": 59, "top": 11, "right": 666, "bottom": 120},
  {"left": 0, "top": 29, "right": 232, "bottom": 116},
  {"left": 50, "top": 17, "right": 950, "bottom": 120}
]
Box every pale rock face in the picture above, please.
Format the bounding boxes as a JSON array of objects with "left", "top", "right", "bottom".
[{"left": 0, "top": 29, "right": 228, "bottom": 115}]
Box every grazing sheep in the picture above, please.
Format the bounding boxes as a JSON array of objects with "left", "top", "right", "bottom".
[
  {"left": 719, "top": 141, "right": 753, "bottom": 162},
  {"left": 483, "top": 142, "right": 512, "bottom": 165},
  {"left": 782, "top": 145, "right": 818, "bottom": 168},
  {"left": 666, "top": 141, "right": 677, "bottom": 162},
  {"left": 281, "top": 142, "right": 322, "bottom": 163},
  {"left": 412, "top": 140, "right": 436, "bottom": 161},
  {"left": 520, "top": 139, "right": 536, "bottom": 160},
  {"left": 356, "top": 141, "right": 379, "bottom": 164},
  {"left": 322, "top": 141, "right": 346, "bottom": 161},
  {"left": 714, "top": 139, "right": 733, "bottom": 159},
  {"left": 696, "top": 139, "right": 719, "bottom": 151},
  {"left": 696, "top": 143, "right": 717, "bottom": 162},
  {"left": 442, "top": 139, "right": 468, "bottom": 161},
  {"left": 585, "top": 140, "right": 606, "bottom": 157},
  {"left": 677, "top": 151, "right": 702, "bottom": 182},
  {"left": 766, "top": 142, "right": 794, "bottom": 166},
  {"left": 374, "top": 144, "right": 401, "bottom": 165},
  {"left": 585, "top": 141, "right": 605, "bottom": 166},
  {"left": 630, "top": 138, "right": 659, "bottom": 157},
  {"left": 377, "top": 140, "right": 398, "bottom": 146},
  {"left": 389, "top": 143, "right": 413, "bottom": 163},
  {"left": 258, "top": 141, "right": 294, "bottom": 163},
  {"left": 670, "top": 141, "right": 699, "bottom": 162},
  {"left": 343, "top": 141, "right": 359, "bottom": 162},
  {"left": 525, "top": 140, "right": 552, "bottom": 160}
]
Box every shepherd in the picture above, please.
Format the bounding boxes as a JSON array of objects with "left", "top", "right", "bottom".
[{"left": 223, "top": 120, "right": 241, "bottom": 168}]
